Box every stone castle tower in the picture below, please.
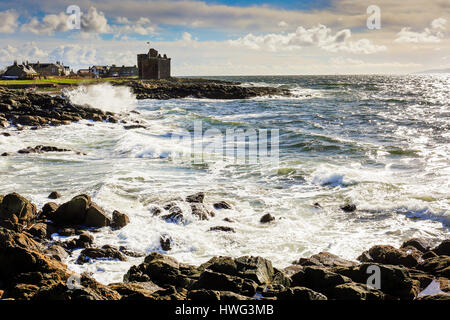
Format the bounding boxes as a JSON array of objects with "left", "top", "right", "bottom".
[{"left": 137, "top": 48, "right": 171, "bottom": 80}]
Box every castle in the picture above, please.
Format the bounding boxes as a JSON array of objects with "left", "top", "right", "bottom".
[{"left": 137, "top": 48, "right": 171, "bottom": 80}]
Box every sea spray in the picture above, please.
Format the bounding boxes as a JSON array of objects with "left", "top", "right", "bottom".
[{"left": 64, "top": 83, "right": 137, "bottom": 113}]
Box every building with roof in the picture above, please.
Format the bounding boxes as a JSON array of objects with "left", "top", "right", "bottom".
[
  {"left": 3, "top": 61, "right": 38, "bottom": 79},
  {"left": 29, "top": 61, "right": 70, "bottom": 77}
]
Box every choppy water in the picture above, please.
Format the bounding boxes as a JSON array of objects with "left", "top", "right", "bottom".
[{"left": 0, "top": 75, "right": 449, "bottom": 284}]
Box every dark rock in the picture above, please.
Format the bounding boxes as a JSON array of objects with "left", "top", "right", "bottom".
[
  {"left": 18, "top": 145, "right": 71, "bottom": 154},
  {"left": 341, "top": 203, "right": 356, "bottom": 212},
  {"left": 192, "top": 270, "right": 257, "bottom": 297},
  {"left": 363, "top": 245, "right": 421, "bottom": 268},
  {"left": 160, "top": 234, "right": 172, "bottom": 251},
  {"left": 190, "top": 203, "right": 213, "bottom": 220},
  {"left": 150, "top": 206, "right": 162, "bottom": 216},
  {"left": 57, "top": 227, "right": 77, "bottom": 236},
  {"left": 223, "top": 217, "right": 235, "bottom": 223},
  {"left": 260, "top": 213, "right": 275, "bottom": 223},
  {"left": 201, "top": 256, "right": 274, "bottom": 285},
  {"left": 295, "top": 252, "right": 357, "bottom": 268},
  {"left": 27, "top": 223, "right": 48, "bottom": 239},
  {"left": 162, "top": 206, "right": 185, "bottom": 224},
  {"left": 83, "top": 204, "right": 111, "bottom": 228},
  {"left": 277, "top": 287, "right": 327, "bottom": 300},
  {"left": 291, "top": 266, "right": 352, "bottom": 292},
  {"left": 111, "top": 210, "right": 129, "bottom": 229},
  {"left": 422, "top": 251, "right": 438, "bottom": 259},
  {"left": 333, "top": 263, "right": 420, "bottom": 300},
  {"left": 108, "top": 281, "right": 162, "bottom": 300},
  {"left": 401, "top": 238, "right": 433, "bottom": 253},
  {"left": 76, "top": 245, "right": 127, "bottom": 264},
  {"left": 330, "top": 282, "right": 385, "bottom": 300},
  {"left": 209, "top": 226, "right": 235, "bottom": 233},
  {"left": 416, "top": 256, "right": 450, "bottom": 278},
  {"left": 433, "top": 240, "right": 450, "bottom": 256},
  {"left": 186, "top": 192, "right": 204, "bottom": 203},
  {"left": 44, "top": 245, "right": 69, "bottom": 261},
  {"left": 50, "top": 194, "right": 91, "bottom": 226},
  {"left": 187, "top": 289, "right": 220, "bottom": 301},
  {"left": 416, "top": 293, "right": 450, "bottom": 301},
  {"left": 48, "top": 191, "right": 61, "bottom": 200},
  {"left": 1, "top": 152, "right": 11, "bottom": 156},
  {"left": 119, "top": 246, "right": 145, "bottom": 258},
  {"left": 313, "top": 202, "right": 322, "bottom": 208},
  {"left": 41, "top": 202, "right": 59, "bottom": 218},
  {"left": 213, "top": 201, "right": 232, "bottom": 210},
  {"left": 0, "top": 193, "right": 37, "bottom": 226}
]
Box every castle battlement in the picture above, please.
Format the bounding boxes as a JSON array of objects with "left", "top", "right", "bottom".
[{"left": 137, "top": 48, "right": 171, "bottom": 80}]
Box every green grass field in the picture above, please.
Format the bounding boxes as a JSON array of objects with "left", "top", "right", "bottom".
[{"left": 0, "top": 77, "right": 137, "bottom": 86}]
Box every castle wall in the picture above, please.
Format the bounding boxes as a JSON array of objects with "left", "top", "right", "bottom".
[{"left": 137, "top": 50, "right": 171, "bottom": 80}]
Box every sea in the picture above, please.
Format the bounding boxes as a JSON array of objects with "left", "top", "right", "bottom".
[{"left": 0, "top": 75, "right": 449, "bottom": 284}]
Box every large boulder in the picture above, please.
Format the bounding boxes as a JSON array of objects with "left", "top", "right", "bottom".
[
  {"left": 333, "top": 263, "right": 420, "bottom": 300},
  {"left": 76, "top": 245, "right": 126, "bottom": 264},
  {"left": 358, "top": 245, "right": 421, "bottom": 268},
  {"left": 50, "top": 195, "right": 91, "bottom": 226},
  {"left": 186, "top": 192, "right": 205, "bottom": 203},
  {"left": 83, "top": 204, "right": 111, "bottom": 228},
  {"left": 200, "top": 256, "right": 274, "bottom": 285},
  {"left": 192, "top": 270, "right": 257, "bottom": 297},
  {"left": 416, "top": 256, "right": 450, "bottom": 278},
  {"left": 277, "top": 287, "right": 327, "bottom": 300},
  {"left": 0, "top": 193, "right": 37, "bottom": 226},
  {"left": 401, "top": 238, "right": 434, "bottom": 253},
  {"left": 295, "top": 252, "right": 357, "bottom": 268},
  {"left": 111, "top": 210, "right": 130, "bottom": 229},
  {"left": 433, "top": 240, "right": 450, "bottom": 256},
  {"left": 108, "top": 281, "right": 162, "bottom": 300},
  {"left": 329, "top": 282, "right": 385, "bottom": 300},
  {"left": 291, "top": 266, "right": 352, "bottom": 296}
]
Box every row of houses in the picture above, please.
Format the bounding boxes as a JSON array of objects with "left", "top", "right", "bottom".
[
  {"left": 1, "top": 61, "right": 138, "bottom": 80},
  {"left": 77, "top": 65, "right": 138, "bottom": 78},
  {"left": 1, "top": 61, "right": 70, "bottom": 80}
]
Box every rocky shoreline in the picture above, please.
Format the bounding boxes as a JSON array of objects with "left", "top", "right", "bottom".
[
  {"left": 121, "top": 78, "right": 291, "bottom": 100},
  {"left": 0, "top": 191, "right": 448, "bottom": 301}
]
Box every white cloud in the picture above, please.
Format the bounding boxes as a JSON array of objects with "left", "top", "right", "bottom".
[
  {"left": 0, "top": 10, "right": 19, "bottom": 33},
  {"left": 229, "top": 24, "right": 386, "bottom": 54},
  {"left": 278, "top": 21, "right": 288, "bottom": 28},
  {"left": 81, "top": 7, "right": 110, "bottom": 33},
  {"left": 113, "top": 16, "right": 157, "bottom": 36},
  {"left": 21, "top": 12, "right": 69, "bottom": 35},
  {"left": 395, "top": 18, "right": 447, "bottom": 43},
  {"left": 0, "top": 42, "right": 48, "bottom": 65}
]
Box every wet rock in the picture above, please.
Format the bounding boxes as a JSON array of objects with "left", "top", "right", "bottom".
[
  {"left": 57, "top": 227, "right": 77, "bottom": 236},
  {"left": 433, "top": 239, "right": 450, "bottom": 256},
  {"left": 260, "top": 213, "right": 275, "bottom": 223},
  {"left": 0, "top": 226, "right": 118, "bottom": 300},
  {"left": 213, "top": 201, "right": 232, "bottom": 210},
  {"left": 84, "top": 204, "right": 111, "bottom": 228},
  {"left": 108, "top": 281, "right": 162, "bottom": 300},
  {"left": 44, "top": 244, "right": 69, "bottom": 262},
  {"left": 50, "top": 194, "right": 91, "bottom": 226},
  {"left": 192, "top": 270, "right": 257, "bottom": 297},
  {"left": 0, "top": 193, "right": 37, "bottom": 226},
  {"left": 57, "top": 231, "right": 93, "bottom": 250},
  {"left": 333, "top": 263, "right": 420, "bottom": 300},
  {"left": 416, "top": 256, "right": 450, "bottom": 278},
  {"left": 277, "top": 287, "right": 327, "bottom": 300},
  {"left": 27, "top": 222, "right": 48, "bottom": 239},
  {"left": 291, "top": 266, "right": 352, "bottom": 293},
  {"left": 191, "top": 203, "right": 213, "bottom": 220},
  {"left": 186, "top": 192, "right": 205, "bottom": 204},
  {"left": 422, "top": 251, "right": 438, "bottom": 259},
  {"left": 160, "top": 234, "right": 173, "bottom": 251},
  {"left": 150, "top": 206, "right": 162, "bottom": 216},
  {"left": 124, "top": 252, "right": 182, "bottom": 287},
  {"left": 119, "top": 246, "right": 145, "bottom": 258},
  {"left": 76, "top": 245, "right": 127, "bottom": 265},
  {"left": 18, "top": 145, "right": 71, "bottom": 154},
  {"left": 162, "top": 206, "right": 184, "bottom": 224},
  {"left": 111, "top": 210, "right": 129, "bottom": 229},
  {"left": 209, "top": 226, "right": 235, "bottom": 233},
  {"left": 313, "top": 202, "right": 322, "bottom": 208},
  {"left": 201, "top": 256, "right": 274, "bottom": 285},
  {"left": 401, "top": 238, "right": 433, "bottom": 253},
  {"left": 360, "top": 245, "right": 421, "bottom": 268},
  {"left": 187, "top": 289, "right": 220, "bottom": 301},
  {"left": 223, "top": 217, "right": 235, "bottom": 223},
  {"left": 123, "top": 124, "right": 147, "bottom": 130},
  {"left": 341, "top": 203, "right": 357, "bottom": 212},
  {"left": 330, "top": 282, "right": 385, "bottom": 300},
  {"left": 1, "top": 152, "right": 10, "bottom": 157},
  {"left": 48, "top": 191, "right": 61, "bottom": 200},
  {"left": 416, "top": 293, "right": 450, "bottom": 300},
  {"left": 41, "top": 202, "right": 59, "bottom": 219},
  {"left": 295, "top": 252, "right": 357, "bottom": 268}
]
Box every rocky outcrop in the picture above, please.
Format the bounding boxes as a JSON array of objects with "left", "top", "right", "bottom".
[
  {"left": 0, "top": 87, "right": 117, "bottom": 128},
  {"left": 122, "top": 79, "right": 291, "bottom": 100}
]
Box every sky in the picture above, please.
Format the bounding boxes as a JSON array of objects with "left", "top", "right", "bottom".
[{"left": 0, "top": 0, "right": 448, "bottom": 75}]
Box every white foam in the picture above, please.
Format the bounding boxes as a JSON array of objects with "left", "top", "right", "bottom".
[{"left": 64, "top": 83, "right": 137, "bottom": 113}]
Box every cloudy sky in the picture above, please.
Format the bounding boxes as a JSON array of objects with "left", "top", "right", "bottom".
[{"left": 0, "top": 0, "right": 448, "bottom": 75}]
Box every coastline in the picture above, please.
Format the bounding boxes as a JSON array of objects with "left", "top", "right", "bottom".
[{"left": 0, "top": 191, "right": 448, "bottom": 300}]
